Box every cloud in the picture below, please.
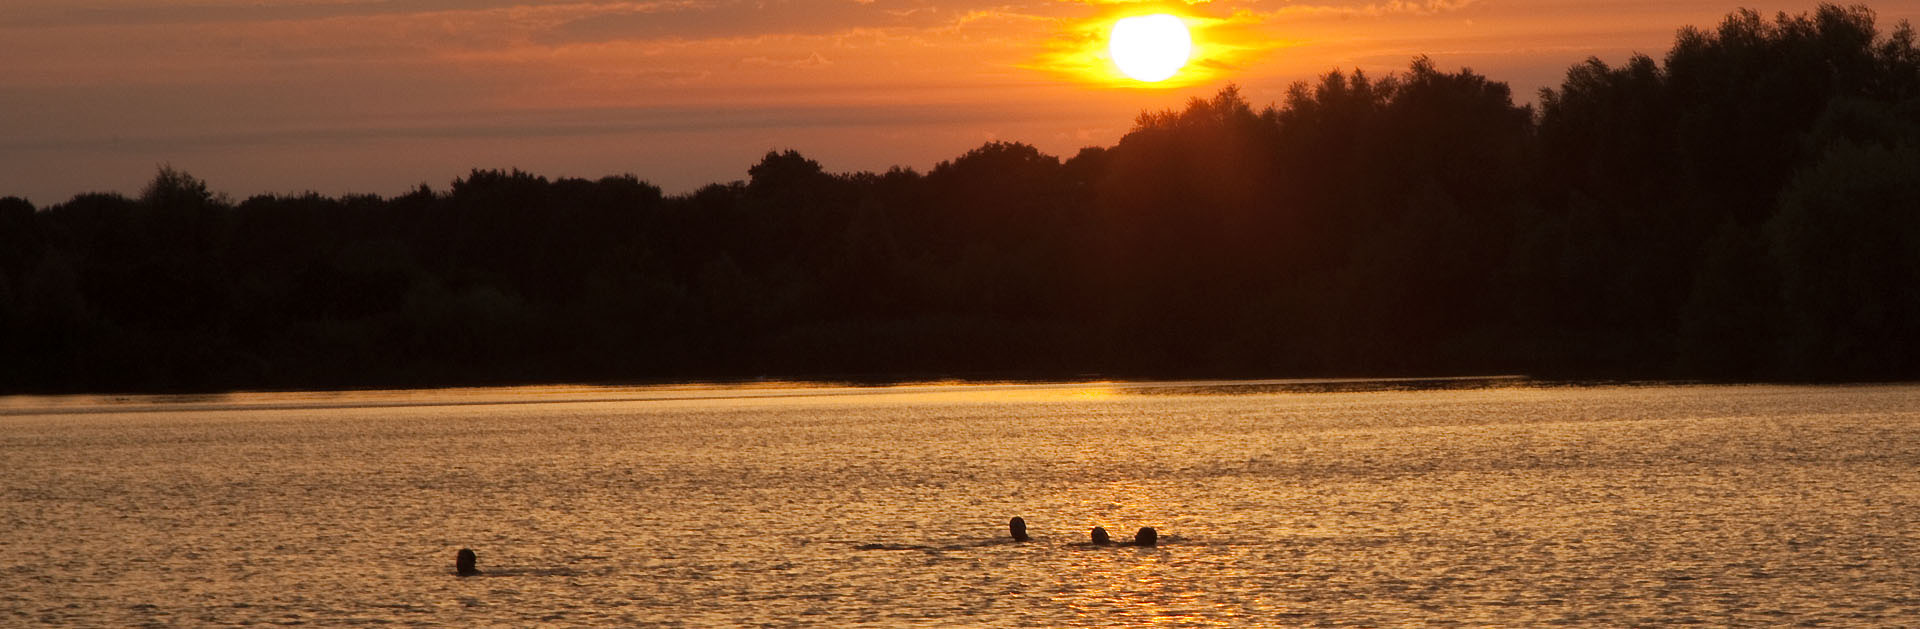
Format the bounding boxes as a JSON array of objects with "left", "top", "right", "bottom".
[
  {"left": 0, "top": 0, "right": 558, "bottom": 28},
  {"left": 1259, "top": 0, "right": 1478, "bottom": 19},
  {"left": 1052, "top": 0, "right": 1475, "bottom": 15},
  {"left": 737, "top": 52, "right": 834, "bottom": 69},
  {"left": 532, "top": 0, "right": 966, "bottom": 44},
  {"left": 0, "top": 102, "right": 1069, "bottom": 152}
]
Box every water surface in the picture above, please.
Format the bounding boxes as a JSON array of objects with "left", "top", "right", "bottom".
[{"left": 5, "top": 380, "right": 1919, "bottom": 626}]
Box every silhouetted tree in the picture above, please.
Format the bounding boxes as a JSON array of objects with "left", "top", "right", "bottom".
[{"left": 1766, "top": 101, "right": 1920, "bottom": 378}]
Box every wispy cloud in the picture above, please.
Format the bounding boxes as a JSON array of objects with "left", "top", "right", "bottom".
[
  {"left": 736, "top": 52, "right": 835, "bottom": 69},
  {"left": 533, "top": 0, "right": 963, "bottom": 44},
  {"left": 0, "top": 101, "right": 1076, "bottom": 152},
  {"left": 1, "top": 0, "right": 569, "bottom": 29}
]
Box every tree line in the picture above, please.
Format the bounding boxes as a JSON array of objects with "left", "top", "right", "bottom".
[{"left": 3, "top": 4, "right": 1917, "bottom": 392}]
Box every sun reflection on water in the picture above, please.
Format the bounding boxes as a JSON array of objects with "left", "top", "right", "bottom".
[{"left": 1042, "top": 480, "right": 1249, "bottom": 626}]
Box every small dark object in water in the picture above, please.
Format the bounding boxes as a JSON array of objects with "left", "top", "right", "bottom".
[
  {"left": 1009, "top": 516, "right": 1031, "bottom": 542},
  {"left": 456, "top": 548, "right": 480, "bottom": 576},
  {"left": 1090, "top": 526, "right": 1111, "bottom": 545},
  {"left": 1133, "top": 527, "right": 1157, "bottom": 547}
]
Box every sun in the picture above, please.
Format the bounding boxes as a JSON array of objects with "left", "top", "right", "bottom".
[{"left": 1109, "top": 14, "right": 1193, "bottom": 83}]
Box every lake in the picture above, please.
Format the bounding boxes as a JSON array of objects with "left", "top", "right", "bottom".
[{"left": 5, "top": 379, "right": 1919, "bottom": 626}]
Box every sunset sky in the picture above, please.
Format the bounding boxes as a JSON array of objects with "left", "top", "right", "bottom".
[{"left": 6, "top": 0, "right": 1919, "bottom": 205}]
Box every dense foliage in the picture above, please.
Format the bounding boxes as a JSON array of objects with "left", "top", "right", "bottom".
[{"left": 4, "top": 4, "right": 1918, "bottom": 392}]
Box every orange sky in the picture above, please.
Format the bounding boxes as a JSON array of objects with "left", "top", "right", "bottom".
[{"left": 5, "top": 0, "right": 1919, "bottom": 204}]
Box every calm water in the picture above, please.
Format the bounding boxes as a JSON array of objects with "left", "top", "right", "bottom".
[{"left": 5, "top": 380, "right": 1920, "bottom": 627}]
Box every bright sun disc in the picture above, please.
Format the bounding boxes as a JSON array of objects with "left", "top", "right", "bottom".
[{"left": 1109, "top": 14, "right": 1192, "bottom": 83}]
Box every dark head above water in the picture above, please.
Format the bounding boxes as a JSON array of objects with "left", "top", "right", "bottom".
[
  {"left": 1090, "top": 526, "right": 1111, "bottom": 545},
  {"left": 456, "top": 548, "right": 480, "bottom": 576},
  {"left": 1009, "top": 516, "right": 1031, "bottom": 542},
  {"left": 1134, "top": 527, "right": 1157, "bottom": 547}
]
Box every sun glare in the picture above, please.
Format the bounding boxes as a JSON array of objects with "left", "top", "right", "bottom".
[{"left": 1109, "top": 14, "right": 1192, "bottom": 83}]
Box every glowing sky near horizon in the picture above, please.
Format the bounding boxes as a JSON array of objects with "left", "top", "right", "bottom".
[{"left": 4, "top": 0, "right": 1919, "bottom": 205}]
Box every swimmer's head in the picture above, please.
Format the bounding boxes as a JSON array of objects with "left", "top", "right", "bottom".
[
  {"left": 456, "top": 548, "right": 479, "bottom": 575},
  {"left": 1090, "top": 526, "right": 1111, "bottom": 545},
  {"left": 1009, "top": 517, "right": 1031, "bottom": 542},
  {"left": 1134, "top": 527, "right": 1157, "bottom": 547}
]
